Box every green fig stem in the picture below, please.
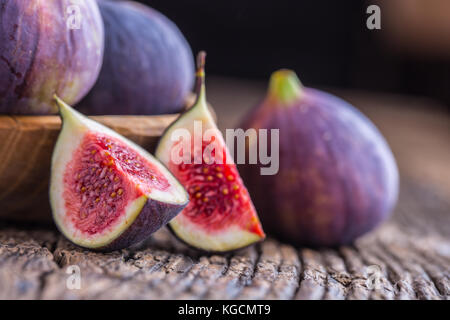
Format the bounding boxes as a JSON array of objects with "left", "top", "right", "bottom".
[
  {"left": 193, "top": 51, "right": 208, "bottom": 111},
  {"left": 267, "top": 69, "right": 304, "bottom": 105}
]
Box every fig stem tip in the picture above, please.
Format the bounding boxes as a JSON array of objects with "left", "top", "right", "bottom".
[
  {"left": 197, "top": 51, "right": 206, "bottom": 69},
  {"left": 268, "top": 69, "right": 303, "bottom": 105},
  {"left": 196, "top": 51, "right": 206, "bottom": 76}
]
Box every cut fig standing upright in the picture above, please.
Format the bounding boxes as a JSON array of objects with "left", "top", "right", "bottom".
[
  {"left": 50, "top": 97, "right": 189, "bottom": 251},
  {"left": 156, "top": 52, "right": 265, "bottom": 252}
]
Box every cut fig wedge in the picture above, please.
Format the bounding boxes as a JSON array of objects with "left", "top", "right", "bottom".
[
  {"left": 50, "top": 97, "right": 188, "bottom": 251},
  {"left": 156, "top": 52, "right": 265, "bottom": 252}
]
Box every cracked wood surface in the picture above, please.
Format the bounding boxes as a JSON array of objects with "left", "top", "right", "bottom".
[
  {"left": 0, "top": 85, "right": 449, "bottom": 299},
  {"left": 0, "top": 179, "right": 448, "bottom": 300}
]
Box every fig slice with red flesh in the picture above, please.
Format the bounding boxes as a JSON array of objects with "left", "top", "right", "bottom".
[
  {"left": 156, "top": 53, "right": 265, "bottom": 252},
  {"left": 50, "top": 96, "right": 189, "bottom": 251}
]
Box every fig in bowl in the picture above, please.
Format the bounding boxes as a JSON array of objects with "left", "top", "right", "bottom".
[
  {"left": 77, "top": 0, "right": 194, "bottom": 115},
  {"left": 0, "top": 0, "right": 104, "bottom": 114}
]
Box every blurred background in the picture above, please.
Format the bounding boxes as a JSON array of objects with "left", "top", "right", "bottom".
[
  {"left": 140, "top": 0, "right": 449, "bottom": 197},
  {"left": 142, "top": 0, "right": 450, "bottom": 106}
]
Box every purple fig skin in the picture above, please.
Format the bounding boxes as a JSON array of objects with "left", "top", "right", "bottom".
[
  {"left": 241, "top": 84, "right": 399, "bottom": 247},
  {"left": 76, "top": 0, "right": 194, "bottom": 115},
  {"left": 0, "top": 0, "right": 104, "bottom": 114},
  {"left": 53, "top": 197, "right": 187, "bottom": 252},
  {"left": 93, "top": 198, "right": 188, "bottom": 252}
]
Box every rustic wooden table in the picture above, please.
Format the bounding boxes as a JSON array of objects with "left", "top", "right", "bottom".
[{"left": 0, "top": 77, "right": 449, "bottom": 299}]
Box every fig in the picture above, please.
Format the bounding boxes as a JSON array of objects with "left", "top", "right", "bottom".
[
  {"left": 155, "top": 53, "right": 265, "bottom": 252},
  {"left": 0, "top": 0, "right": 104, "bottom": 114},
  {"left": 77, "top": 0, "right": 194, "bottom": 115},
  {"left": 240, "top": 70, "right": 399, "bottom": 247},
  {"left": 50, "top": 97, "right": 189, "bottom": 251}
]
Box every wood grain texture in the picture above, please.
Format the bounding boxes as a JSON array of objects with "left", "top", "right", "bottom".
[
  {"left": 0, "top": 83, "right": 448, "bottom": 299},
  {"left": 0, "top": 178, "right": 448, "bottom": 300},
  {"left": 0, "top": 114, "right": 177, "bottom": 222}
]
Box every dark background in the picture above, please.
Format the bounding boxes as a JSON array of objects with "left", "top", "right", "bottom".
[{"left": 139, "top": 0, "right": 450, "bottom": 107}]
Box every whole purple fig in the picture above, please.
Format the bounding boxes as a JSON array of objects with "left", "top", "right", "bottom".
[
  {"left": 77, "top": 0, "right": 194, "bottom": 115},
  {"left": 0, "top": 0, "right": 104, "bottom": 114},
  {"left": 240, "top": 70, "right": 399, "bottom": 246}
]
